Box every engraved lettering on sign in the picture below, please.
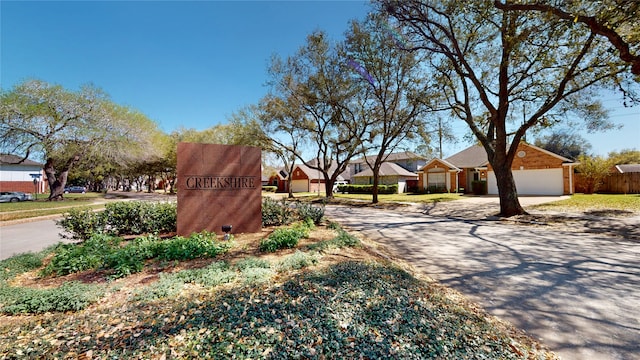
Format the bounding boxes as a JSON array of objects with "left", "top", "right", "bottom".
[{"left": 184, "top": 176, "right": 257, "bottom": 190}]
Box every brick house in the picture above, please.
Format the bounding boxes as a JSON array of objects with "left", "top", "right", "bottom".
[
  {"left": 0, "top": 154, "right": 47, "bottom": 193},
  {"left": 290, "top": 160, "right": 349, "bottom": 193},
  {"left": 418, "top": 143, "right": 579, "bottom": 195}
]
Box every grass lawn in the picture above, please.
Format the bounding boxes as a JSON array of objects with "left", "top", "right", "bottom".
[
  {"left": 0, "top": 193, "right": 107, "bottom": 222},
  {"left": 0, "top": 223, "right": 555, "bottom": 359},
  {"left": 533, "top": 194, "right": 640, "bottom": 214}
]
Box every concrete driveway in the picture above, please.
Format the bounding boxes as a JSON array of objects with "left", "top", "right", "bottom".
[{"left": 325, "top": 200, "right": 640, "bottom": 360}]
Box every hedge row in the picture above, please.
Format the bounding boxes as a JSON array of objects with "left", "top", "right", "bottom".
[{"left": 336, "top": 184, "right": 398, "bottom": 194}]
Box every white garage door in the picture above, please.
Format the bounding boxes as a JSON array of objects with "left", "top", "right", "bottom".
[
  {"left": 488, "top": 168, "right": 563, "bottom": 195},
  {"left": 291, "top": 179, "right": 309, "bottom": 193}
]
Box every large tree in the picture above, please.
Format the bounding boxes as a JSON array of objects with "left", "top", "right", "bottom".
[
  {"left": 265, "top": 31, "right": 369, "bottom": 198},
  {"left": 0, "top": 79, "right": 159, "bottom": 200},
  {"left": 380, "top": 0, "right": 638, "bottom": 216},
  {"left": 343, "top": 14, "right": 432, "bottom": 203},
  {"left": 494, "top": 0, "right": 640, "bottom": 77}
]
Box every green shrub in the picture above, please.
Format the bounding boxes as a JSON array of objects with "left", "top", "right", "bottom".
[
  {"left": 42, "top": 234, "right": 121, "bottom": 276},
  {"left": 158, "top": 232, "right": 230, "bottom": 262},
  {"left": 0, "top": 281, "right": 103, "bottom": 314},
  {"left": 56, "top": 207, "right": 105, "bottom": 240},
  {"left": 336, "top": 184, "right": 398, "bottom": 194},
  {"left": 102, "top": 201, "right": 176, "bottom": 236},
  {"left": 57, "top": 201, "right": 177, "bottom": 240},
  {"left": 277, "top": 251, "right": 320, "bottom": 272},
  {"left": 262, "top": 197, "right": 295, "bottom": 226},
  {"left": 240, "top": 267, "right": 274, "bottom": 284},
  {"left": 262, "top": 186, "right": 277, "bottom": 192},
  {"left": 259, "top": 222, "right": 310, "bottom": 252},
  {"left": 294, "top": 202, "right": 325, "bottom": 224}
]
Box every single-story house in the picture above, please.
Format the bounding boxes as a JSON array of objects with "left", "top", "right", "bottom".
[
  {"left": 351, "top": 162, "right": 419, "bottom": 193},
  {"left": 0, "top": 154, "right": 47, "bottom": 193},
  {"left": 615, "top": 164, "right": 640, "bottom": 173},
  {"left": 267, "top": 169, "right": 289, "bottom": 193},
  {"left": 418, "top": 143, "right": 579, "bottom": 195},
  {"left": 290, "top": 160, "right": 349, "bottom": 193}
]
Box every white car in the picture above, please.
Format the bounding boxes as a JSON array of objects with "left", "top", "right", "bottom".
[{"left": 0, "top": 191, "right": 33, "bottom": 203}]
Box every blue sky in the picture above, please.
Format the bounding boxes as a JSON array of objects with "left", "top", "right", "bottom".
[{"left": 1, "top": 0, "right": 638, "bottom": 157}]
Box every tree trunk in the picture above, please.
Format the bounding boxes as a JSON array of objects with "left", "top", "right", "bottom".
[
  {"left": 492, "top": 164, "right": 527, "bottom": 217},
  {"left": 372, "top": 168, "right": 380, "bottom": 204},
  {"left": 44, "top": 155, "right": 79, "bottom": 201},
  {"left": 324, "top": 178, "right": 334, "bottom": 198}
]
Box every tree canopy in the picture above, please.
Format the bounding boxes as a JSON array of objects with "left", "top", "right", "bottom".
[
  {"left": 0, "top": 79, "right": 162, "bottom": 199},
  {"left": 379, "top": 0, "right": 639, "bottom": 216}
]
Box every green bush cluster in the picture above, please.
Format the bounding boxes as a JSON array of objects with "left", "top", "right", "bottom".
[
  {"left": 0, "top": 281, "right": 103, "bottom": 315},
  {"left": 57, "top": 201, "right": 177, "bottom": 241},
  {"left": 294, "top": 201, "right": 325, "bottom": 225},
  {"left": 276, "top": 250, "right": 320, "bottom": 272},
  {"left": 261, "top": 197, "right": 295, "bottom": 226},
  {"left": 336, "top": 184, "right": 398, "bottom": 194},
  {"left": 259, "top": 220, "right": 313, "bottom": 252},
  {"left": 262, "top": 185, "right": 277, "bottom": 192},
  {"left": 42, "top": 232, "right": 231, "bottom": 279}
]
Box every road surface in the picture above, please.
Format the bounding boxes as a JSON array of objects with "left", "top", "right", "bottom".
[{"left": 325, "top": 205, "right": 640, "bottom": 360}]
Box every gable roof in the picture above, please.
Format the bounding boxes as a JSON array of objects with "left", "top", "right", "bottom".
[
  {"left": 353, "top": 162, "right": 418, "bottom": 178},
  {"left": 615, "top": 164, "right": 640, "bottom": 173},
  {"left": 351, "top": 151, "right": 427, "bottom": 164},
  {"left": 444, "top": 145, "right": 488, "bottom": 168},
  {"left": 0, "top": 154, "right": 43, "bottom": 166},
  {"left": 444, "top": 143, "right": 575, "bottom": 169},
  {"left": 419, "top": 158, "right": 460, "bottom": 172},
  {"left": 294, "top": 161, "right": 348, "bottom": 181}
]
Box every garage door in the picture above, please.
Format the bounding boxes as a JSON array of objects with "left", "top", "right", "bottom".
[
  {"left": 488, "top": 168, "right": 563, "bottom": 195},
  {"left": 291, "top": 179, "right": 309, "bottom": 193}
]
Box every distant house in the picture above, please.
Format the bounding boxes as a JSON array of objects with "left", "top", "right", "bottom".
[
  {"left": 418, "top": 143, "right": 579, "bottom": 195},
  {"left": 346, "top": 151, "right": 427, "bottom": 193},
  {"left": 615, "top": 164, "right": 640, "bottom": 174},
  {"left": 267, "top": 169, "right": 289, "bottom": 193},
  {"left": 290, "top": 160, "right": 349, "bottom": 193},
  {"left": 351, "top": 162, "right": 419, "bottom": 193},
  {"left": 0, "top": 154, "right": 47, "bottom": 193}
]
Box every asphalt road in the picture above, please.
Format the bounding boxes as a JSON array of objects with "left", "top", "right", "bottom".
[
  {"left": 0, "top": 219, "right": 71, "bottom": 260},
  {"left": 325, "top": 205, "right": 640, "bottom": 360}
]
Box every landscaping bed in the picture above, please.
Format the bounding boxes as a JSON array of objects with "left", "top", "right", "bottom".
[{"left": 0, "top": 200, "right": 557, "bottom": 359}]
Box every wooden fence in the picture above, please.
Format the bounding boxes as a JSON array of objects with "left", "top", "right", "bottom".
[{"left": 575, "top": 172, "right": 640, "bottom": 194}]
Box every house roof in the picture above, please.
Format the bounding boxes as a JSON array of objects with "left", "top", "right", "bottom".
[
  {"left": 443, "top": 143, "right": 574, "bottom": 169},
  {"left": 419, "top": 158, "right": 460, "bottom": 172},
  {"left": 294, "top": 161, "right": 348, "bottom": 181},
  {"left": 353, "top": 162, "right": 418, "bottom": 178},
  {"left": 351, "top": 151, "right": 427, "bottom": 164},
  {"left": 0, "top": 154, "right": 43, "bottom": 166},
  {"left": 615, "top": 164, "right": 640, "bottom": 173},
  {"left": 444, "top": 145, "right": 488, "bottom": 168}
]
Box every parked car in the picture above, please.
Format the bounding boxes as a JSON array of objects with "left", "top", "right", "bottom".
[
  {"left": 64, "top": 186, "right": 86, "bottom": 194},
  {"left": 0, "top": 191, "right": 33, "bottom": 203}
]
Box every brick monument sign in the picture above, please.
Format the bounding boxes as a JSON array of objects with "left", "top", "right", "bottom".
[{"left": 177, "top": 142, "right": 261, "bottom": 236}]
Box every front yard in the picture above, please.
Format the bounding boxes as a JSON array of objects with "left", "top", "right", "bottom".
[{"left": 0, "top": 200, "right": 556, "bottom": 359}]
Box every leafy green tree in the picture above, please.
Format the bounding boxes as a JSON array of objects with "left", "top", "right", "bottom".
[
  {"left": 577, "top": 154, "right": 612, "bottom": 194},
  {"left": 265, "top": 31, "right": 368, "bottom": 198},
  {"left": 607, "top": 149, "right": 640, "bottom": 164},
  {"left": 494, "top": 0, "right": 640, "bottom": 77},
  {"left": 534, "top": 130, "right": 592, "bottom": 160},
  {"left": 0, "top": 80, "right": 160, "bottom": 200},
  {"left": 379, "top": 0, "right": 638, "bottom": 216},
  {"left": 343, "top": 14, "right": 432, "bottom": 203}
]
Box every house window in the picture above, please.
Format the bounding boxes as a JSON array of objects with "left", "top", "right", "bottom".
[{"left": 427, "top": 169, "right": 446, "bottom": 189}]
